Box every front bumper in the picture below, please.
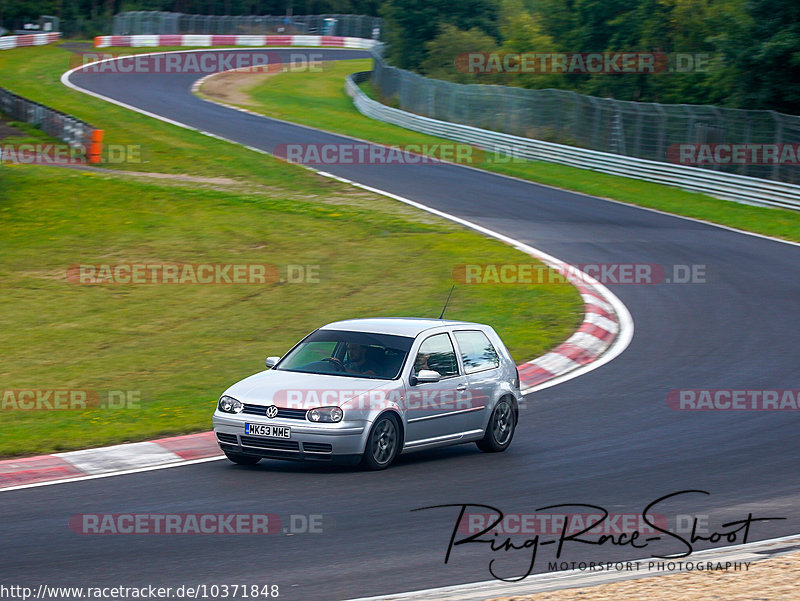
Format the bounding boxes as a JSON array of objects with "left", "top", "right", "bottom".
[{"left": 213, "top": 413, "right": 367, "bottom": 465}]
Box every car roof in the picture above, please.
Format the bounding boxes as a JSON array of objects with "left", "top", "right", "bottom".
[{"left": 320, "top": 317, "right": 486, "bottom": 337}]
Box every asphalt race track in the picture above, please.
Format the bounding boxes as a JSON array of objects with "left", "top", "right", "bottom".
[{"left": 1, "top": 49, "right": 798, "bottom": 600}]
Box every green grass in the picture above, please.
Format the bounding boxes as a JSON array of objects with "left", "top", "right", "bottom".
[
  {"left": 0, "top": 117, "right": 61, "bottom": 146},
  {"left": 0, "top": 44, "right": 583, "bottom": 457},
  {"left": 204, "top": 58, "right": 800, "bottom": 243},
  {"left": 0, "top": 43, "right": 333, "bottom": 183}
]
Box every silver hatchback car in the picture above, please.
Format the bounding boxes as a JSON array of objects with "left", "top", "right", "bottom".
[{"left": 213, "top": 318, "right": 521, "bottom": 469}]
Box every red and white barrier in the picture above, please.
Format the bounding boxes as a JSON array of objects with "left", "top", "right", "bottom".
[
  {"left": 0, "top": 32, "right": 60, "bottom": 50},
  {"left": 94, "top": 34, "right": 378, "bottom": 50}
]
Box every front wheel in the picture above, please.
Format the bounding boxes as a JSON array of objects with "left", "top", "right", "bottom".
[
  {"left": 224, "top": 451, "right": 261, "bottom": 466},
  {"left": 361, "top": 414, "right": 400, "bottom": 470},
  {"left": 476, "top": 398, "right": 516, "bottom": 452}
]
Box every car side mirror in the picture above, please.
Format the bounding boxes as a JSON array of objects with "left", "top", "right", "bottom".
[
  {"left": 411, "top": 369, "right": 441, "bottom": 385},
  {"left": 265, "top": 356, "right": 280, "bottom": 368}
]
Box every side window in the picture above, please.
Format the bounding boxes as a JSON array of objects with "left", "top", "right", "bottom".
[
  {"left": 454, "top": 330, "right": 500, "bottom": 375},
  {"left": 414, "top": 333, "right": 459, "bottom": 378}
]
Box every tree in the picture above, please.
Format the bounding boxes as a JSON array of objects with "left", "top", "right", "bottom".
[
  {"left": 713, "top": 0, "right": 800, "bottom": 113},
  {"left": 381, "top": 0, "right": 499, "bottom": 70},
  {"left": 497, "top": 0, "right": 561, "bottom": 89},
  {"left": 421, "top": 23, "right": 499, "bottom": 83}
]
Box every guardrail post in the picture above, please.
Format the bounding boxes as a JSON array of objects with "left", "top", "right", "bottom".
[
  {"left": 770, "top": 111, "right": 783, "bottom": 182},
  {"left": 89, "top": 129, "right": 104, "bottom": 164}
]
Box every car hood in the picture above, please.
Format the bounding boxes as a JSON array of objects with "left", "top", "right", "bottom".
[{"left": 222, "top": 369, "right": 399, "bottom": 409}]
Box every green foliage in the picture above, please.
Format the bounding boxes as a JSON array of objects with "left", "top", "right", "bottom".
[
  {"left": 5, "top": 0, "right": 797, "bottom": 112},
  {"left": 381, "top": 0, "right": 800, "bottom": 113},
  {"left": 710, "top": 0, "right": 800, "bottom": 113},
  {"left": 496, "top": 0, "right": 560, "bottom": 89},
  {"left": 420, "top": 24, "right": 499, "bottom": 83},
  {"left": 381, "top": 0, "right": 499, "bottom": 70}
]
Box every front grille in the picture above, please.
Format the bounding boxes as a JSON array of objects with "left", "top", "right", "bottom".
[
  {"left": 216, "top": 432, "right": 238, "bottom": 444},
  {"left": 242, "top": 404, "right": 308, "bottom": 420},
  {"left": 303, "top": 442, "right": 333, "bottom": 453},
  {"left": 240, "top": 436, "right": 300, "bottom": 452}
]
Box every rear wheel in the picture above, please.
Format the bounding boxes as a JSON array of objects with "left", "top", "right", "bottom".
[
  {"left": 224, "top": 451, "right": 261, "bottom": 466},
  {"left": 477, "top": 398, "right": 516, "bottom": 452},
  {"left": 361, "top": 414, "right": 400, "bottom": 470}
]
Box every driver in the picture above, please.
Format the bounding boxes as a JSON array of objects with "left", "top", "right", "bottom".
[
  {"left": 414, "top": 352, "right": 431, "bottom": 375},
  {"left": 344, "top": 343, "right": 377, "bottom": 376}
]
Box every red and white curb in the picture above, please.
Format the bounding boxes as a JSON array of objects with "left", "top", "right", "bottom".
[
  {"left": 518, "top": 282, "right": 619, "bottom": 392},
  {"left": 0, "top": 433, "right": 220, "bottom": 491},
  {"left": 94, "top": 34, "right": 378, "bottom": 50},
  {"left": 0, "top": 32, "right": 60, "bottom": 50}
]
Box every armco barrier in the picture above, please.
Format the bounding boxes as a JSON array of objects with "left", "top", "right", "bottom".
[
  {"left": 0, "top": 32, "right": 60, "bottom": 50},
  {"left": 370, "top": 55, "right": 800, "bottom": 186},
  {"left": 346, "top": 71, "right": 800, "bottom": 211},
  {"left": 85, "top": 34, "right": 800, "bottom": 208},
  {"left": 94, "top": 34, "right": 378, "bottom": 50},
  {"left": 0, "top": 87, "right": 102, "bottom": 163},
  {"left": 112, "top": 11, "right": 382, "bottom": 39}
]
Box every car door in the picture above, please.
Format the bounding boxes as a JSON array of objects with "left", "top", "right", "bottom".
[
  {"left": 403, "top": 332, "right": 473, "bottom": 445},
  {"left": 453, "top": 329, "right": 502, "bottom": 432}
]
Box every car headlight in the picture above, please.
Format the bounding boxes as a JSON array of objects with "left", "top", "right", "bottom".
[
  {"left": 307, "top": 406, "right": 343, "bottom": 423},
  {"left": 218, "top": 395, "right": 243, "bottom": 414}
]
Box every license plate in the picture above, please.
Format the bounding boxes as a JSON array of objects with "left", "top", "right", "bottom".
[{"left": 245, "top": 423, "right": 291, "bottom": 438}]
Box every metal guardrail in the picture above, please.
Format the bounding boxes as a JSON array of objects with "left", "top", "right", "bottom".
[
  {"left": 346, "top": 71, "right": 800, "bottom": 211},
  {"left": 113, "top": 12, "right": 382, "bottom": 39},
  {"left": 371, "top": 55, "right": 800, "bottom": 186},
  {"left": 93, "top": 34, "right": 378, "bottom": 50},
  {"left": 0, "top": 87, "right": 101, "bottom": 161}
]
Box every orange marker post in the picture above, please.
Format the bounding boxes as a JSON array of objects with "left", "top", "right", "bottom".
[{"left": 88, "top": 129, "right": 104, "bottom": 164}]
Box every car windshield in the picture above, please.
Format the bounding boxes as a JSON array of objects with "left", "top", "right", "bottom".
[{"left": 275, "top": 329, "right": 414, "bottom": 380}]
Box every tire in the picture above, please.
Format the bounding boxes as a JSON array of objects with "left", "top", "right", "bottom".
[
  {"left": 476, "top": 398, "right": 516, "bottom": 453},
  {"left": 361, "top": 413, "right": 401, "bottom": 470},
  {"left": 224, "top": 451, "right": 261, "bottom": 466}
]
